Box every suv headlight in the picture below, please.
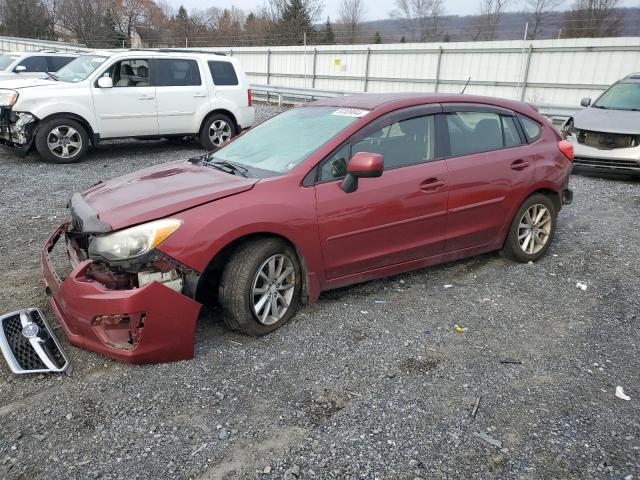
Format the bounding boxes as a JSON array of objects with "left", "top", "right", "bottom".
[
  {"left": 0, "top": 89, "right": 18, "bottom": 107},
  {"left": 88, "top": 218, "right": 183, "bottom": 261}
]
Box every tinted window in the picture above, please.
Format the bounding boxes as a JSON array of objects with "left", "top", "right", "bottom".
[
  {"left": 208, "top": 61, "right": 238, "bottom": 86},
  {"left": 593, "top": 82, "right": 640, "bottom": 111},
  {"left": 447, "top": 112, "right": 524, "bottom": 156},
  {"left": 518, "top": 114, "right": 542, "bottom": 142},
  {"left": 156, "top": 59, "right": 201, "bottom": 86},
  {"left": 16, "top": 56, "right": 48, "bottom": 72},
  {"left": 502, "top": 116, "right": 523, "bottom": 147},
  {"left": 352, "top": 116, "right": 435, "bottom": 171},
  {"left": 104, "top": 59, "right": 150, "bottom": 87},
  {"left": 47, "top": 56, "right": 75, "bottom": 72}
]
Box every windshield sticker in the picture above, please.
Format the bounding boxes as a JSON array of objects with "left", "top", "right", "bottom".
[{"left": 332, "top": 108, "right": 369, "bottom": 118}]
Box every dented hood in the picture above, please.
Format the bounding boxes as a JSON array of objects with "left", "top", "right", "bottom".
[
  {"left": 79, "top": 160, "right": 259, "bottom": 231},
  {"left": 573, "top": 107, "right": 640, "bottom": 135}
]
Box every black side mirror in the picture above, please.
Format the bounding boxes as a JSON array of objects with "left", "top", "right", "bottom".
[
  {"left": 341, "top": 152, "right": 384, "bottom": 193},
  {"left": 580, "top": 98, "right": 591, "bottom": 107}
]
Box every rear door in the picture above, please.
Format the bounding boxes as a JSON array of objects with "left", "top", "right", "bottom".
[
  {"left": 441, "top": 104, "right": 535, "bottom": 252},
  {"left": 91, "top": 57, "right": 158, "bottom": 138},
  {"left": 314, "top": 105, "right": 449, "bottom": 280},
  {"left": 154, "top": 57, "right": 206, "bottom": 134}
]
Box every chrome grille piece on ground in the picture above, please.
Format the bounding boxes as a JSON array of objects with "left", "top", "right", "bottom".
[{"left": 0, "top": 308, "right": 69, "bottom": 374}]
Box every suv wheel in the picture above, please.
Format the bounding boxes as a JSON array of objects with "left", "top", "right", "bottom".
[
  {"left": 35, "top": 118, "right": 89, "bottom": 163},
  {"left": 219, "top": 238, "right": 302, "bottom": 336},
  {"left": 502, "top": 193, "right": 557, "bottom": 263},
  {"left": 199, "top": 114, "right": 236, "bottom": 150}
]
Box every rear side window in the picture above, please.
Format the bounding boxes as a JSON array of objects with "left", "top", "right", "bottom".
[
  {"left": 16, "top": 56, "right": 48, "bottom": 72},
  {"left": 446, "top": 112, "right": 523, "bottom": 157},
  {"left": 47, "top": 56, "right": 75, "bottom": 72},
  {"left": 156, "top": 59, "right": 201, "bottom": 86},
  {"left": 518, "top": 114, "right": 542, "bottom": 142},
  {"left": 208, "top": 61, "right": 238, "bottom": 86}
]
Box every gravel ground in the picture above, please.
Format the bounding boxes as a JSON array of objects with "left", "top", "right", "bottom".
[{"left": 0, "top": 104, "right": 638, "bottom": 480}]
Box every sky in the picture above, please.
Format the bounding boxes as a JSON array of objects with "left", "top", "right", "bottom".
[{"left": 167, "top": 0, "right": 637, "bottom": 22}]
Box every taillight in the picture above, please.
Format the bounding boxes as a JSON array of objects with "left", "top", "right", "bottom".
[
  {"left": 247, "top": 89, "right": 252, "bottom": 107},
  {"left": 558, "top": 140, "right": 574, "bottom": 161}
]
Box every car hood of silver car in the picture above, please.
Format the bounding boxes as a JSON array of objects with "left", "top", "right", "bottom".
[{"left": 572, "top": 106, "right": 640, "bottom": 136}]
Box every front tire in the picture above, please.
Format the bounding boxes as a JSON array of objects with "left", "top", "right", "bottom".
[
  {"left": 199, "top": 114, "right": 236, "bottom": 150},
  {"left": 502, "top": 193, "right": 557, "bottom": 263},
  {"left": 219, "top": 238, "right": 302, "bottom": 336},
  {"left": 35, "top": 118, "right": 89, "bottom": 164}
]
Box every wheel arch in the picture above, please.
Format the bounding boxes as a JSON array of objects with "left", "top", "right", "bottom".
[
  {"left": 38, "top": 112, "right": 98, "bottom": 146},
  {"left": 199, "top": 109, "right": 240, "bottom": 136},
  {"left": 195, "top": 232, "right": 311, "bottom": 307}
]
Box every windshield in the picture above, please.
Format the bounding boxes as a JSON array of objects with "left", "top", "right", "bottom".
[
  {"left": 55, "top": 55, "right": 107, "bottom": 82},
  {"left": 0, "top": 55, "right": 19, "bottom": 71},
  {"left": 593, "top": 83, "right": 640, "bottom": 111},
  {"left": 214, "top": 106, "right": 367, "bottom": 174}
]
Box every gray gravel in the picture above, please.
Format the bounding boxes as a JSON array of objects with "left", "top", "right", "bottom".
[{"left": 0, "top": 105, "right": 639, "bottom": 479}]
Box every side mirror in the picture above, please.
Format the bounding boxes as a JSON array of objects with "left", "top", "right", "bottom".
[
  {"left": 14, "top": 65, "right": 26, "bottom": 73},
  {"left": 97, "top": 76, "right": 113, "bottom": 88},
  {"left": 580, "top": 97, "right": 591, "bottom": 107},
  {"left": 341, "top": 152, "right": 384, "bottom": 193}
]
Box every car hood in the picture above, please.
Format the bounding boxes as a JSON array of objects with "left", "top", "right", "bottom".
[
  {"left": 0, "top": 77, "right": 61, "bottom": 90},
  {"left": 573, "top": 107, "right": 640, "bottom": 135},
  {"left": 79, "top": 160, "right": 259, "bottom": 231}
]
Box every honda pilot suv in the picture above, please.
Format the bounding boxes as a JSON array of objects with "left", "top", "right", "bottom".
[{"left": 0, "top": 49, "right": 255, "bottom": 163}]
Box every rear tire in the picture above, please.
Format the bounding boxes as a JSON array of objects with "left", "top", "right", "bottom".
[
  {"left": 219, "top": 238, "right": 302, "bottom": 336},
  {"left": 35, "top": 118, "right": 89, "bottom": 164},
  {"left": 199, "top": 113, "right": 236, "bottom": 150},
  {"left": 502, "top": 193, "right": 557, "bottom": 263}
]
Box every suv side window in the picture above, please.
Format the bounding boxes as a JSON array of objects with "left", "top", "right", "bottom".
[
  {"left": 517, "top": 114, "right": 542, "bottom": 142},
  {"left": 353, "top": 115, "right": 435, "bottom": 170},
  {"left": 156, "top": 58, "right": 201, "bottom": 86},
  {"left": 208, "top": 61, "right": 238, "bottom": 86},
  {"left": 47, "top": 56, "right": 75, "bottom": 72},
  {"left": 16, "top": 56, "right": 48, "bottom": 72},
  {"left": 446, "top": 112, "right": 522, "bottom": 156},
  {"left": 104, "top": 59, "right": 150, "bottom": 87}
]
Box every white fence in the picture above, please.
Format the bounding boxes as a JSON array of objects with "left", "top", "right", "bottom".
[
  {"left": 0, "top": 36, "right": 86, "bottom": 53},
  {"left": 224, "top": 37, "right": 640, "bottom": 108}
]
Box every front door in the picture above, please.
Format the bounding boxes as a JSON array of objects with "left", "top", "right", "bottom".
[
  {"left": 91, "top": 57, "right": 158, "bottom": 138},
  {"left": 314, "top": 109, "right": 449, "bottom": 280}
]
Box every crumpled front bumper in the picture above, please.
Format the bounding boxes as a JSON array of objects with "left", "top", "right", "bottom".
[
  {"left": 41, "top": 224, "right": 202, "bottom": 364},
  {"left": 571, "top": 141, "right": 640, "bottom": 174}
]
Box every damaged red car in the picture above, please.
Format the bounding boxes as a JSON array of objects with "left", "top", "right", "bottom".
[{"left": 42, "top": 93, "right": 574, "bottom": 364}]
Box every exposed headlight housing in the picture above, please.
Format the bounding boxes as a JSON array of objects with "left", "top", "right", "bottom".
[
  {"left": 88, "top": 218, "right": 183, "bottom": 262},
  {"left": 0, "top": 89, "right": 18, "bottom": 107},
  {"left": 561, "top": 117, "right": 575, "bottom": 139}
]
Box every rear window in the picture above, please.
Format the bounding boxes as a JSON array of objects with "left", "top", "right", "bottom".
[
  {"left": 156, "top": 59, "right": 201, "bottom": 86},
  {"left": 47, "top": 56, "right": 75, "bottom": 72},
  {"left": 208, "top": 61, "right": 238, "bottom": 86},
  {"left": 518, "top": 115, "right": 542, "bottom": 142}
]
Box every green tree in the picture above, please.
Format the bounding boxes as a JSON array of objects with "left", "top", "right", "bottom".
[
  {"left": 400, "top": 35, "right": 406, "bottom": 43},
  {"left": 102, "top": 8, "right": 127, "bottom": 47},
  {"left": 279, "top": 0, "right": 314, "bottom": 44},
  {"left": 373, "top": 31, "right": 382, "bottom": 43},
  {"left": 322, "top": 17, "right": 335, "bottom": 44},
  {"left": 175, "top": 5, "right": 192, "bottom": 44}
]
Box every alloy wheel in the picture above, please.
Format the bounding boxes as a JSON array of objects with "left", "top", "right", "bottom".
[
  {"left": 518, "top": 204, "right": 552, "bottom": 255},
  {"left": 251, "top": 254, "right": 296, "bottom": 325},
  {"left": 208, "top": 120, "right": 232, "bottom": 147},
  {"left": 47, "top": 126, "right": 82, "bottom": 159}
]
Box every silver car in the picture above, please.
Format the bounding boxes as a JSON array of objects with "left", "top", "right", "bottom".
[
  {"left": 0, "top": 51, "right": 78, "bottom": 81},
  {"left": 562, "top": 73, "right": 640, "bottom": 178}
]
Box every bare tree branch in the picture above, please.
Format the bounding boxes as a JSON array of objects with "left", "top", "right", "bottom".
[
  {"left": 391, "top": 0, "right": 444, "bottom": 42},
  {"left": 338, "top": 0, "right": 365, "bottom": 43}
]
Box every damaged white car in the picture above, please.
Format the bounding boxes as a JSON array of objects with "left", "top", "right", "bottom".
[{"left": 562, "top": 72, "right": 640, "bottom": 178}]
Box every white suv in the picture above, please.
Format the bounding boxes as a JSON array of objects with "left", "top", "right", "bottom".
[
  {"left": 0, "top": 49, "right": 255, "bottom": 163},
  {"left": 0, "top": 51, "right": 78, "bottom": 80}
]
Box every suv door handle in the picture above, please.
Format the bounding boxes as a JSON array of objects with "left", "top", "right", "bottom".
[
  {"left": 193, "top": 92, "right": 207, "bottom": 98},
  {"left": 419, "top": 178, "right": 445, "bottom": 192},
  {"left": 138, "top": 94, "right": 155, "bottom": 100},
  {"left": 511, "top": 159, "right": 529, "bottom": 170}
]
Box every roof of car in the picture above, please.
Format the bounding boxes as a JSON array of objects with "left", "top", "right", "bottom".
[
  {"left": 309, "top": 93, "right": 536, "bottom": 114},
  {"left": 622, "top": 72, "right": 640, "bottom": 82},
  {"left": 88, "top": 49, "right": 231, "bottom": 60}
]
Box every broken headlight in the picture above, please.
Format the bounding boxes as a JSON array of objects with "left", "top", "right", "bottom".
[
  {"left": 0, "top": 89, "right": 18, "bottom": 107},
  {"left": 561, "top": 118, "right": 575, "bottom": 139},
  {"left": 88, "top": 218, "right": 182, "bottom": 262}
]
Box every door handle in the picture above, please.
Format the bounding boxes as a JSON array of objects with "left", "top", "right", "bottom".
[
  {"left": 193, "top": 92, "right": 206, "bottom": 98},
  {"left": 419, "top": 178, "right": 445, "bottom": 192},
  {"left": 138, "top": 95, "right": 155, "bottom": 100},
  {"left": 511, "top": 159, "right": 529, "bottom": 171}
]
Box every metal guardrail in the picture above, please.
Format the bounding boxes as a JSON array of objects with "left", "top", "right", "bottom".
[{"left": 251, "top": 84, "right": 579, "bottom": 123}]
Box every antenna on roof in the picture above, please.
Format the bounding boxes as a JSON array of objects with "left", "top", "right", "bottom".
[{"left": 461, "top": 77, "right": 471, "bottom": 94}]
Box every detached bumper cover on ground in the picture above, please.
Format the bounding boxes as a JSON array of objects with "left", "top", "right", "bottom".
[{"left": 42, "top": 224, "right": 202, "bottom": 364}]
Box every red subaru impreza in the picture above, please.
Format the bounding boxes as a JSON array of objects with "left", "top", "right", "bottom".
[{"left": 42, "top": 93, "right": 574, "bottom": 364}]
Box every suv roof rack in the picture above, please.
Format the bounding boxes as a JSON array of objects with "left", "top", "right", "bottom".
[{"left": 124, "top": 48, "right": 227, "bottom": 56}]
